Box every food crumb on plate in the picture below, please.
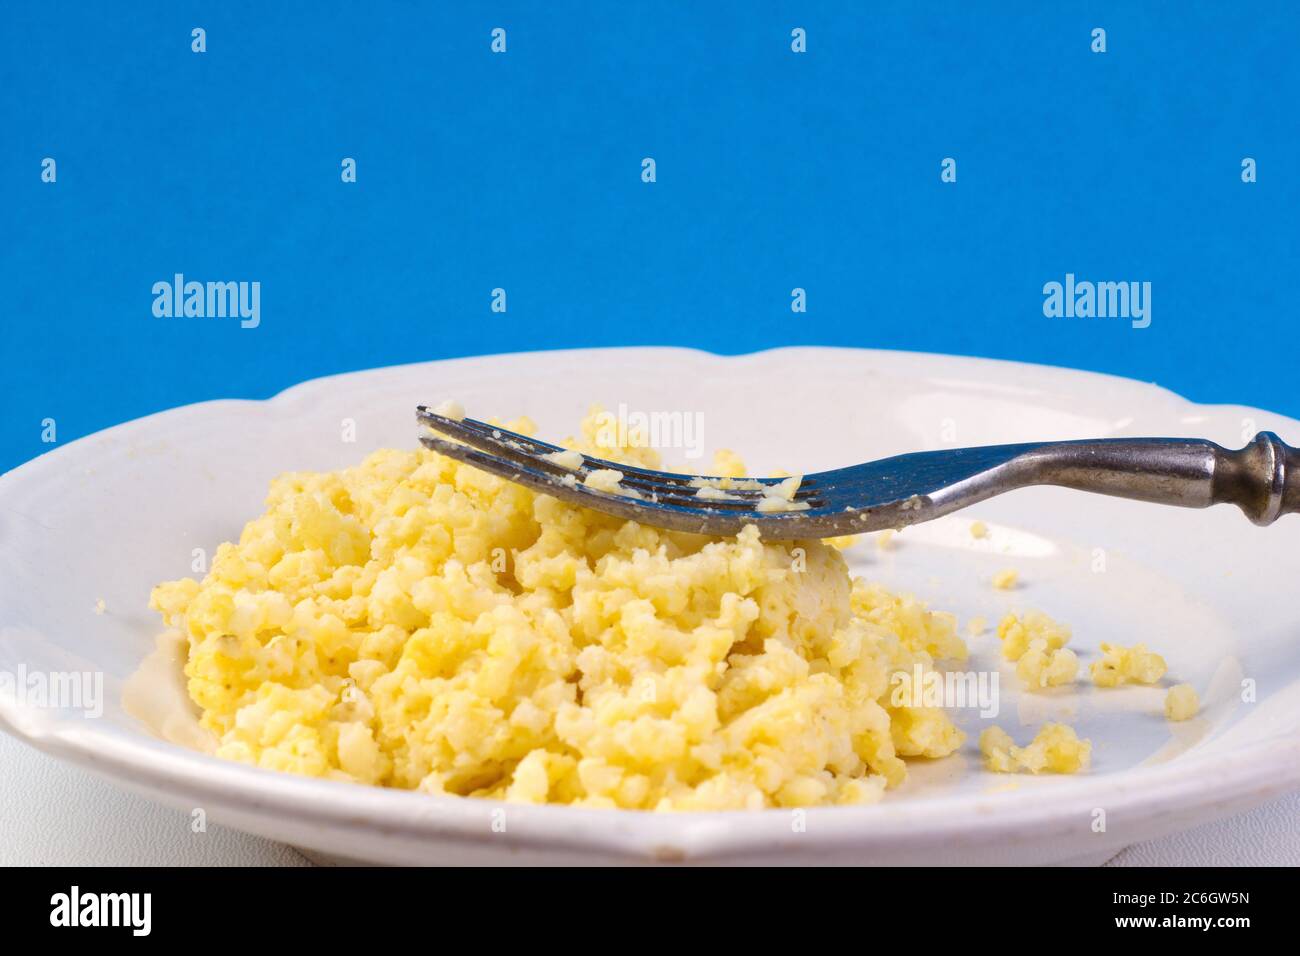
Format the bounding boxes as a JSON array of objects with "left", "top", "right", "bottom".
[
  {"left": 969, "top": 520, "right": 988, "bottom": 539},
  {"left": 997, "top": 609, "right": 1070, "bottom": 661},
  {"left": 1015, "top": 641, "right": 1079, "bottom": 690},
  {"left": 1090, "top": 642, "right": 1167, "bottom": 687},
  {"left": 979, "top": 723, "right": 1091, "bottom": 774},
  {"left": 1164, "top": 683, "right": 1199, "bottom": 721},
  {"left": 991, "top": 568, "right": 1018, "bottom": 590}
]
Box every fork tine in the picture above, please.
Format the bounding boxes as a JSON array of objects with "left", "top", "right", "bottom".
[
  {"left": 415, "top": 428, "right": 753, "bottom": 511},
  {"left": 416, "top": 431, "right": 801, "bottom": 533},
  {"left": 415, "top": 409, "right": 906, "bottom": 538},
  {"left": 416, "top": 408, "right": 687, "bottom": 501},
  {"left": 416, "top": 408, "right": 585, "bottom": 483},
  {"left": 416, "top": 407, "right": 693, "bottom": 489},
  {"left": 415, "top": 407, "right": 821, "bottom": 503},
  {"left": 418, "top": 432, "right": 579, "bottom": 494}
]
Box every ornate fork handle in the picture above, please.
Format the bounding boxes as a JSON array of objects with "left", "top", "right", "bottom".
[{"left": 1020, "top": 432, "right": 1299, "bottom": 525}]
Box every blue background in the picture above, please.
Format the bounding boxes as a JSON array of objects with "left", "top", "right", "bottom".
[{"left": 3, "top": 1, "right": 1297, "bottom": 474}]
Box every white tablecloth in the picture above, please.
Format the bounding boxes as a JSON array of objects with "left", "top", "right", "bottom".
[{"left": 2, "top": 732, "right": 1295, "bottom": 866}]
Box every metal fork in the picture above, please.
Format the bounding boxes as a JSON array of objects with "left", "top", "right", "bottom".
[{"left": 416, "top": 407, "right": 1298, "bottom": 540}]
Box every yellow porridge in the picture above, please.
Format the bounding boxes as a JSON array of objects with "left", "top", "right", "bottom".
[{"left": 150, "top": 409, "right": 971, "bottom": 810}]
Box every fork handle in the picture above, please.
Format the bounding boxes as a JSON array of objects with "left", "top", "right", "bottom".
[{"left": 1021, "top": 432, "right": 1299, "bottom": 525}]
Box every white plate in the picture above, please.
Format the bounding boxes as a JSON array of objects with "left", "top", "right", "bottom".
[{"left": 2, "top": 347, "right": 1298, "bottom": 866}]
